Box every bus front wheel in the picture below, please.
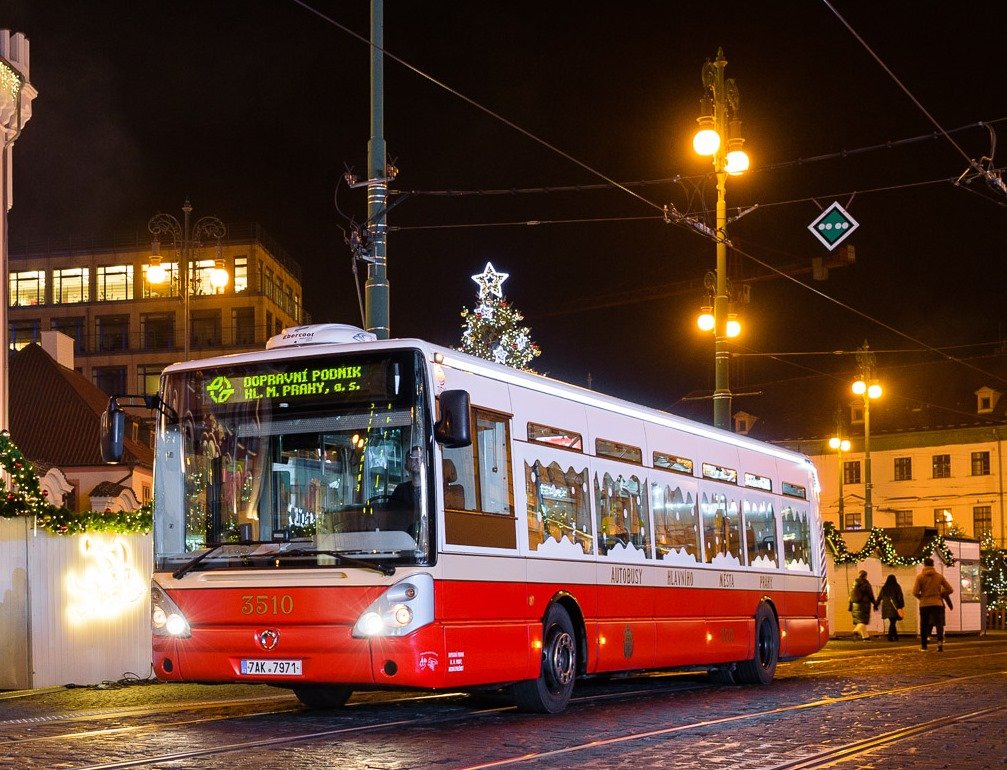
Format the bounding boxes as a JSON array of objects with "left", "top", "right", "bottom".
[
  {"left": 734, "top": 602, "right": 779, "bottom": 685},
  {"left": 511, "top": 604, "right": 577, "bottom": 713}
]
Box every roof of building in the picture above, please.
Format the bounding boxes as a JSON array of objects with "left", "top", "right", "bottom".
[
  {"left": 9, "top": 344, "right": 154, "bottom": 468},
  {"left": 672, "top": 351, "right": 1007, "bottom": 444}
]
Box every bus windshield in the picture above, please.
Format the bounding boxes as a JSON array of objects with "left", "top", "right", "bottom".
[{"left": 152, "top": 349, "right": 432, "bottom": 573}]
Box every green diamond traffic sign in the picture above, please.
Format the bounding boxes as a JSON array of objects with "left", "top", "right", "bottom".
[{"left": 808, "top": 202, "right": 859, "bottom": 251}]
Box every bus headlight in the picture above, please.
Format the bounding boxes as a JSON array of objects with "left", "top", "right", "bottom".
[
  {"left": 352, "top": 574, "right": 433, "bottom": 638},
  {"left": 151, "top": 582, "right": 191, "bottom": 638}
]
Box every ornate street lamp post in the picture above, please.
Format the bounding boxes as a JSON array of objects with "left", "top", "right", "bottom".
[
  {"left": 693, "top": 48, "right": 750, "bottom": 431},
  {"left": 852, "top": 342, "right": 883, "bottom": 530},
  {"left": 828, "top": 434, "right": 851, "bottom": 526},
  {"left": 147, "top": 201, "right": 227, "bottom": 361}
]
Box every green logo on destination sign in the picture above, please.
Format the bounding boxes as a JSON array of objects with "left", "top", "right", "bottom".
[{"left": 207, "top": 376, "right": 235, "bottom": 404}]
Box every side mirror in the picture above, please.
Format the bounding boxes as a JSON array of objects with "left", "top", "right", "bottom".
[
  {"left": 100, "top": 398, "right": 126, "bottom": 463},
  {"left": 435, "top": 389, "right": 471, "bottom": 448}
]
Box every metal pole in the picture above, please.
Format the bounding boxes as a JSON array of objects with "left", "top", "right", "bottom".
[
  {"left": 837, "top": 447, "right": 845, "bottom": 523},
  {"left": 708, "top": 49, "right": 731, "bottom": 431},
  {"left": 713, "top": 168, "right": 730, "bottom": 430},
  {"left": 364, "top": 0, "right": 389, "bottom": 339},
  {"left": 182, "top": 200, "right": 191, "bottom": 361},
  {"left": 864, "top": 395, "right": 873, "bottom": 530}
]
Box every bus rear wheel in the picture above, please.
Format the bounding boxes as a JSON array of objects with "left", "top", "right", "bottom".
[
  {"left": 734, "top": 602, "right": 779, "bottom": 685},
  {"left": 292, "top": 685, "right": 353, "bottom": 708},
  {"left": 512, "top": 604, "right": 577, "bottom": 713}
]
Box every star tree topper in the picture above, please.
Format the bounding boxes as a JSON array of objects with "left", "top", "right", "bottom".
[{"left": 472, "top": 262, "right": 509, "bottom": 299}]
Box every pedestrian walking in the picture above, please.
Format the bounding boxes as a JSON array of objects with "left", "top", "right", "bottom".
[
  {"left": 848, "top": 570, "right": 879, "bottom": 640},
  {"left": 912, "top": 557, "right": 954, "bottom": 652},
  {"left": 877, "top": 574, "right": 906, "bottom": 641}
]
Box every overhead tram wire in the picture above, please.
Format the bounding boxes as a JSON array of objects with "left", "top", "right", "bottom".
[
  {"left": 821, "top": 0, "right": 1007, "bottom": 200},
  {"left": 289, "top": 0, "right": 669, "bottom": 222},
  {"left": 293, "top": 0, "right": 1007, "bottom": 390}
]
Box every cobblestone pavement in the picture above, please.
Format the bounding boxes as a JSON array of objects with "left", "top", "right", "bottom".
[{"left": 2, "top": 634, "right": 1007, "bottom": 769}]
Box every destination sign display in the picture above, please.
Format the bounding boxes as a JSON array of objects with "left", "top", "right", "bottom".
[{"left": 202, "top": 358, "right": 395, "bottom": 406}]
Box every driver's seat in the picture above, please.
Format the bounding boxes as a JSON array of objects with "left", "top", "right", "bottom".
[{"left": 443, "top": 459, "right": 466, "bottom": 510}]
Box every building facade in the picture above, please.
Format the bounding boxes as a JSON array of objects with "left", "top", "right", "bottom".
[{"left": 7, "top": 224, "right": 305, "bottom": 396}]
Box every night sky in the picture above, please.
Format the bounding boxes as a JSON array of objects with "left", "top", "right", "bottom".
[{"left": 4, "top": 1, "right": 1006, "bottom": 414}]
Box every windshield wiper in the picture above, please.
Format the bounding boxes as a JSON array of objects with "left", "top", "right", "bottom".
[
  {"left": 280, "top": 548, "right": 396, "bottom": 576},
  {"left": 172, "top": 543, "right": 230, "bottom": 579},
  {"left": 171, "top": 543, "right": 398, "bottom": 578}
]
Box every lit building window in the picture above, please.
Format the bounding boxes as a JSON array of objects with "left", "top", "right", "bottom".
[
  {"left": 192, "top": 259, "right": 223, "bottom": 296},
  {"left": 8, "top": 269, "right": 45, "bottom": 306},
  {"left": 934, "top": 508, "right": 954, "bottom": 535},
  {"left": 96, "top": 265, "right": 134, "bottom": 301},
  {"left": 233, "top": 256, "right": 248, "bottom": 293},
  {"left": 143, "top": 261, "right": 179, "bottom": 298},
  {"left": 137, "top": 364, "right": 166, "bottom": 396},
  {"left": 53, "top": 267, "right": 89, "bottom": 304}
]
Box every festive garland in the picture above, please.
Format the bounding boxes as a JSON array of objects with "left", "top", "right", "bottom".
[
  {"left": 0, "top": 430, "right": 48, "bottom": 518},
  {"left": 0, "top": 430, "right": 152, "bottom": 535},
  {"left": 823, "top": 521, "right": 955, "bottom": 566}
]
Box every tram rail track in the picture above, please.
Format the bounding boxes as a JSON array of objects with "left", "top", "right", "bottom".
[
  {"left": 36, "top": 665, "right": 1001, "bottom": 770},
  {"left": 455, "top": 669, "right": 1007, "bottom": 769}
]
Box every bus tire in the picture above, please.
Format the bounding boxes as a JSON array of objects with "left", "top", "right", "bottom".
[
  {"left": 735, "top": 602, "right": 779, "bottom": 685},
  {"left": 511, "top": 604, "right": 577, "bottom": 713},
  {"left": 292, "top": 685, "right": 353, "bottom": 708}
]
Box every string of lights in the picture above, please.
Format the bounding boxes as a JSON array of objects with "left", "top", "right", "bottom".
[
  {"left": 823, "top": 521, "right": 955, "bottom": 567},
  {"left": 1, "top": 430, "right": 152, "bottom": 535}
]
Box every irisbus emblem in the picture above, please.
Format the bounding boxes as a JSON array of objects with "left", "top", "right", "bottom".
[
  {"left": 207, "top": 375, "right": 235, "bottom": 404},
  {"left": 257, "top": 629, "right": 280, "bottom": 650}
]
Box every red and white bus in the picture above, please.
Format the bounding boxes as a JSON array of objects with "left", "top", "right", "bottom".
[{"left": 102, "top": 323, "right": 828, "bottom": 713}]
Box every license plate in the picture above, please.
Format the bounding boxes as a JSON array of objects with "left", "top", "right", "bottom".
[{"left": 240, "top": 659, "right": 302, "bottom": 676}]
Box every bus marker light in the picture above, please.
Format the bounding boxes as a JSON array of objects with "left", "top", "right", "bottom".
[
  {"left": 532, "top": 640, "right": 542, "bottom": 651},
  {"left": 392, "top": 604, "right": 413, "bottom": 626},
  {"left": 706, "top": 632, "right": 713, "bottom": 642},
  {"left": 598, "top": 635, "right": 606, "bottom": 646}
]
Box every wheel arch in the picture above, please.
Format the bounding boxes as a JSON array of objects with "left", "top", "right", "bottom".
[{"left": 547, "top": 590, "right": 589, "bottom": 676}]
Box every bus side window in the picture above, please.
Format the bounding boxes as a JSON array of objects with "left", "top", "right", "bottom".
[{"left": 442, "top": 407, "right": 513, "bottom": 515}]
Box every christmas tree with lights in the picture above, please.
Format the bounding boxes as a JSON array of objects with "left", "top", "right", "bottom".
[
  {"left": 459, "top": 262, "right": 540, "bottom": 370},
  {"left": 981, "top": 531, "right": 1007, "bottom": 610}
]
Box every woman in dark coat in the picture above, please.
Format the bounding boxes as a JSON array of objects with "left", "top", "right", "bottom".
[
  {"left": 848, "top": 570, "right": 879, "bottom": 640},
  {"left": 877, "top": 574, "right": 906, "bottom": 641}
]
